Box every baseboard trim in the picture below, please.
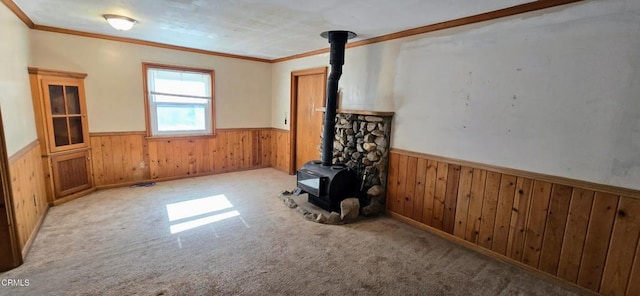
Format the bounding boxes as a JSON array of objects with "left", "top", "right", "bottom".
[
  {"left": 51, "top": 187, "right": 97, "bottom": 206},
  {"left": 20, "top": 204, "right": 49, "bottom": 259},
  {"left": 95, "top": 165, "right": 273, "bottom": 190},
  {"left": 386, "top": 211, "right": 598, "bottom": 296}
]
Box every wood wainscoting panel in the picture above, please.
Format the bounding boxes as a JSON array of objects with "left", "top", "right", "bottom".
[
  {"left": 465, "top": 169, "right": 487, "bottom": 244},
  {"left": 8, "top": 141, "right": 48, "bottom": 254},
  {"left": 90, "top": 132, "right": 147, "bottom": 186},
  {"left": 270, "top": 129, "right": 291, "bottom": 174},
  {"left": 91, "top": 129, "right": 277, "bottom": 187},
  {"left": 477, "top": 171, "right": 501, "bottom": 250},
  {"left": 387, "top": 148, "right": 640, "bottom": 295},
  {"left": 148, "top": 129, "right": 266, "bottom": 179},
  {"left": 556, "top": 188, "right": 594, "bottom": 283},
  {"left": 599, "top": 197, "right": 640, "bottom": 296},
  {"left": 539, "top": 184, "right": 573, "bottom": 275},
  {"left": 577, "top": 192, "right": 619, "bottom": 292},
  {"left": 491, "top": 174, "right": 517, "bottom": 255},
  {"left": 506, "top": 177, "right": 534, "bottom": 261}
]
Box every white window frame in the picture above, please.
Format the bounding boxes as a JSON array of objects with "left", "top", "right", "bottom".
[{"left": 143, "top": 63, "right": 216, "bottom": 138}]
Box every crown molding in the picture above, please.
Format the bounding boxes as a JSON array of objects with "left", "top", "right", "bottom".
[
  {"left": 1, "top": 0, "right": 34, "bottom": 28},
  {"left": 32, "top": 25, "right": 272, "bottom": 63}
]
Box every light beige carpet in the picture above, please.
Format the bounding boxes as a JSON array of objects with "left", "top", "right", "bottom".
[{"left": 0, "top": 168, "right": 580, "bottom": 296}]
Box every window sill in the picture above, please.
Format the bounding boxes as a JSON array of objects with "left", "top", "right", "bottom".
[{"left": 145, "top": 133, "right": 216, "bottom": 141}]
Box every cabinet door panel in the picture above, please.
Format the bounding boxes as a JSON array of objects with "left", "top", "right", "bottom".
[
  {"left": 51, "top": 151, "right": 92, "bottom": 197},
  {"left": 41, "top": 78, "right": 89, "bottom": 153}
]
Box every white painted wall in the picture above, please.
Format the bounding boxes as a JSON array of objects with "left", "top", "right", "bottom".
[
  {"left": 30, "top": 31, "right": 272, "bottom": 132},
  {"left": 0, "top": 4, "right": 37, "bottom": 156},
  {"left": 272, "top": 0, "right": 640, "bottom": 190}
]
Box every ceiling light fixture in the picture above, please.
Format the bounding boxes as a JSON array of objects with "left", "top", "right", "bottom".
[{"left": 103, "top": 14, "right": 138, "bottom": 31}]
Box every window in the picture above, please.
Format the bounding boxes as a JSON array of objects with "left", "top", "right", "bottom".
[{"left": 143, "top": 63, "right": 215, "bottom": 137}]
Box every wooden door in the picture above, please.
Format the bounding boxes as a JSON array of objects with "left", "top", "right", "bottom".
[
  {"left": 50, "top": 150, "right": 93, "bottom": 198},
  {"left": 0, "top": 108, "right": 22, "bottom": 271},
  {"left": 293, "top": 68, "right": 326, "bottom": 170}
]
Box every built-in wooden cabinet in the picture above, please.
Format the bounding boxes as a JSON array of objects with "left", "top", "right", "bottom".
[{"left": 28, "top": 68, "right": 94, "bottom": 205}]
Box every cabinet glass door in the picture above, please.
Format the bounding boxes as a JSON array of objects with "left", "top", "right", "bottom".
[{"left": 44, "top": 81, "right": 87, "bottom": 152}]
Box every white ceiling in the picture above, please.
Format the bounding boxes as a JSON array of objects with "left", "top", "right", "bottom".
[{"left": 13, "top": 0, "right": 532, "bottom": 60}]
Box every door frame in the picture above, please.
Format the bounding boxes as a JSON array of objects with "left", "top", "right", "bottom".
[
  {"left": 0, "top": 107, "right": 23, "bottom": 271},
  {"left": 289, "top": 67, "right": 327, "bottom": 174}
]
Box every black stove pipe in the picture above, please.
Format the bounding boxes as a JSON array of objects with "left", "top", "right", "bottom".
[{"left": 321, "top": 30, "right": 356, "bottom": 166}]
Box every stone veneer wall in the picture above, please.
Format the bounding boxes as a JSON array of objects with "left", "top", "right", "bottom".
[{"left": 323, "top": 111, "right": 393, "bottom": 216}]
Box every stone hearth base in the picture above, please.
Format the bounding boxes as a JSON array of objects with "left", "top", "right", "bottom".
[{"left": 278, "top": 191, "right": 360, "bottom": 225}]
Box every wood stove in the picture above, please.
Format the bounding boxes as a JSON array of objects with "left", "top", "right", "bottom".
[{"left": 295, "top": 30, "right": 358, "bottom": 212}]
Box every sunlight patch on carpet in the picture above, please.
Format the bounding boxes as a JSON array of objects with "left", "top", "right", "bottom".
[{"left": 166, "top": 194, "right": 240, "bottom": 234}]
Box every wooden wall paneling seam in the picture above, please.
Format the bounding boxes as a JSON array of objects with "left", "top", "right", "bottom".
[
  {"left": 478, "top": 171, "right": 501, "bottom": 250},
  {"left": 141, "top": 135, "right": 150, "bottom": 179},
  {"left": 506, "top": 177, "right": 534, "bottom": 261},
  {"left": 465, "top": 169, "right": 487, "bottom": 244},
  {"left": 453, "top": 166, "right": 473, "bottom": 239},
  {"left": 412, "top": 158, "right": 428, "bottom": 222},
  {"left": 238, "top": 131, "right": 246, "bottom": 169},
  {"left": 422, "top": 160, "right": 438, "bottom": 226},
  {"left": 576, "top": 192, "right": 619, "bottom": 292},
  {"left": 491, "top": 174, "right": 517, "bottom": 255},
  {"left": 386, "top": 152, "right": 400, "bottom": 214},
  {"left": 442, "top": 164, "right": 461, "bottom": 234},
  {"left": 599, "top": 197, "right": 640, "bottom": 296},
  {"left": 521, "top": 180, "right": 553, "bottom": 268},
  {"left": 625, "top": 236, "right": 640, "bottom": 295},
  {"left": 147, "top": 140, "right": 158, "bottom": 179},
  {"left": 243, "top": 131, "right": 251, "bottom": 169},
  {"left": 200, "top": 137, "right": 210, "bottom": 172},
  {"left": 122, "top": 135, "right": 134, "bottom": 181},
  {"left": 112, "top": 136, "right": 125, "bottom": 183},
  {"left": 432, "top": 162, "right": 449, "bottom": 230},
  {"left": 214, "top": 134, "right": 222, "bottom": 173},
  {"left": 556, "top": 188, "right": 595, "bottom": 283},
  {"left": 403, "top": 156, "right": 418, "bottom": 218},
  {"left": 100, "top": 137, "right": 114, "bottom": 184},
  {"left": 251, "top": 131, "right": 259, "bottom": 167},
  {"left": 226, "top": 133, "right": 235, "bottom": 171},
  {"left": 395, "top": 154, "right": 409, "bottom": 216},
  {"left": 222, "top": 133, "right": 236, "bottom": 172},
  {"left": 538, "top": 184, "right": 573, "bottom": 275},
  {"left": 89, "top": 137, "right": 103, "bottom": 185}
]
